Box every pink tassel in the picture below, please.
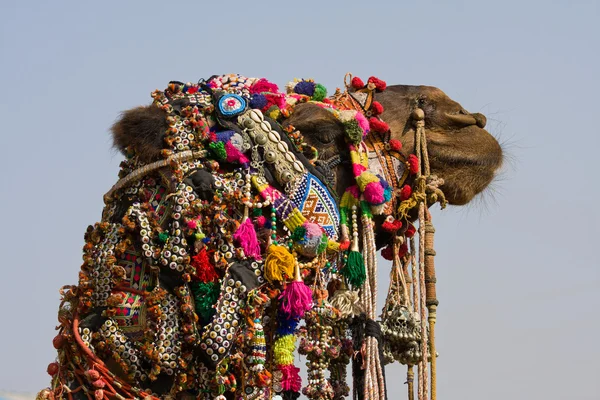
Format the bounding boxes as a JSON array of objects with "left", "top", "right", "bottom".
[
  {"left": 234, "top": 218, "right": 262, "bottom": 260},
  {"left": 279, "top": 265, "right": 313, "bottom": 319},
  {"left": 279, "top": 364, "right": 302, "bottom": 392}
]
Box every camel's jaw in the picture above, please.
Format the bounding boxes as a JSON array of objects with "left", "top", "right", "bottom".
[{"left": 426, "top": 124, "right": 503, "bottom": 205}]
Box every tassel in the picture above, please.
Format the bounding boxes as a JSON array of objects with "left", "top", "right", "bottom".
[
  {"left": 279, "top": 364, "right": 302, "bottom": 392},
  {"left": 343, "top": 250, "right": 366, "bottom": 288},
  {"left": 279, "top": 263, "right": 313, "bottom": 319},
  {"left": 233, "top": 216, "right": 262, "bottom": 260},
  {"left": 190, "top": 248, "right": 219, "bottom": 282},
  {"left": 264, "top": 245, "right": 295, "bottom": 283}
]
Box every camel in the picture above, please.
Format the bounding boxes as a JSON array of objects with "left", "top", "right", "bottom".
[{"left": 39, "top": 74, "right": 502, "bottom": 400}]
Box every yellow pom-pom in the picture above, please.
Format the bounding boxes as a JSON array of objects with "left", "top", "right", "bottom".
[
  {"left": 273, "top": 335, "right": 296, "bottom": 366},
  {"left": 356, "top": 171, "right": 379, "bottom": 192},
  {"left": 264, "top": 245, "right": 295, "bottom": 283}
]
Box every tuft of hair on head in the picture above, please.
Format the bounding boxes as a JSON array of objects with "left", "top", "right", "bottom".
[{"left": 111, "top": 105, "right": 169, "bottom": 163}]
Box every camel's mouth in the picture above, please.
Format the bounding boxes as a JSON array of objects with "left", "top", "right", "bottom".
[{"left": 426, "top": 125, "right": 503, "bottom": 205}]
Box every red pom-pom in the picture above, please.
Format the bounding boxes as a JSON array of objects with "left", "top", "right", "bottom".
[
  {"left": 368, "top": 76, "right": 387, "bottom": 91},
  {"left": 339, "top": 240, "right": 351, "bottom": 251},
  {"left": 47, "top": 362, "right": 59, "bottom": 376},
  {"left": 369, "top": 117, "right": 389, "bottom": 133},
  {"left": 351, "top": 76, "right": 365, "bottom": 90},
  {"left": 400, "top": 184, "right": 412, "bottom": 201},
  {"left": 191, "top": 248, "right": 219, "bottom": 282},
  {"left": 52, "top": 334, "right": 65, "bottom": 349},
  {"left": 382, "top": 217, "right": 402, "bottom": 233},
  {"left": 371, "top": 101, "right": 384, "bottom": 116},
  {"left": 388, "top": 139, "right": 402, "bottom": 152},
  {"left": 398, "top": 243, "right": 408, "bottom": 258},
  {"left": 381, "top": 246, "right": 394, "bottom": 261},
  {"left": 405, "top": 224, "right": 416, "bottom": 238},
  {"left": 407, "top": 154, "right": 420, "bottom": 174}
]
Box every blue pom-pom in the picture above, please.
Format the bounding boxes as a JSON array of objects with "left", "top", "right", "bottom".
[
  {"left": 276, "top": 315, "right": 299, "bottom": 335},
  {"left": 215, "top": 130, "right": 235, "bottom": 142},
  {"left": 250, "top": 94, "right": 268, "bottom": 110},
  {"left": 202, "top": 237, "right": 211, "bottom": 244},
  {"left": 294, "top": 81, "right": 316, "bottom": 96}
]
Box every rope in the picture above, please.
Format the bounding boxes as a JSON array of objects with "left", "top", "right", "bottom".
[{"left": 103, "top": 149, "right": 207, "bottom": 202}]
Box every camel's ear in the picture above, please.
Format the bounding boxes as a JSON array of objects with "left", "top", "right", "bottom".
[{"left": 111, "top": 105, "right": 168, "bottom": 163}]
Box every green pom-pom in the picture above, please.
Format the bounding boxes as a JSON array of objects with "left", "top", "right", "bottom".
[
  {"left": 343, "top": 250, "right": 366, "bottom": 287},
  {"left": 312, "top": 83, "right": 327, "bottom": 102},
  {"left": 343, "top": 119, "right": 364, "bottom": 145},
  {"left": 291, "top": 226, "right": 307, "bottom": 242},
  {"left": 190, "top": 281, "right": 221, "bottom": 323},
  {"left": 209, "top": 141, "right": 227, "bottom": 161},
  {"left": 252, "top": 207, "right": 263, "bottom": 217},
  {"left": 158, "top": 232, "right": 169, "bottom": 244}
]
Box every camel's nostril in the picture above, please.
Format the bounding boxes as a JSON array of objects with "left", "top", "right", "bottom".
[{"left": 473, "top": 113, "right": 487, "bottom": 128}]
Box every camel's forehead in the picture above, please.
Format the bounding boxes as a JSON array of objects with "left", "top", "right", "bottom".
[{"left": 389, "top": 85, "right": 450, "bottom": 99}]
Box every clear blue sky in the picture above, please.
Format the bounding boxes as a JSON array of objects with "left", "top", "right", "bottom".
[{"left": 0, "top": 1, "right": 598, "bottom": 399}]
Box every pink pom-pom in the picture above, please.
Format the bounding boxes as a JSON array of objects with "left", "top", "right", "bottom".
[
  {"left": 352, "top": 163, "right": 367, "bottom": 177},
  {"left": 351, "top": 76, "right": 365, "bottom": 90},
  {"left": 256, "top": 215, "right": 266, "bottom": 227},
  {"left": 279, "top": 364, "right": 302, "bottom": 392},
  {"left": 363, "top": 181, "right": 385, "bottom": 204},
  {"left": 233, "top": 218, "right": 262, "bottom": 259},
  {"left": 279, "top": 281, "right": 313, "bottom": 319},
  {"left": 186, "top": 220, "right": 197, "bottom": 229},
  {"left": 354, "top": 112, "right": 370, "bottom": 134},
  {"left": 250, "top": 78, "right": 279, "bottom": 94},
  {"left": 303, "top": 221, "right": 323, "bottom": 237}
]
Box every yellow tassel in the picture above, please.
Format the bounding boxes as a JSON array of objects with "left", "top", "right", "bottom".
[
  {"left": 273, "top": 335, "right": 296, "bottom": 366},
  {"left": 264, "top": 245, "right": 295, "bottom": 283}
]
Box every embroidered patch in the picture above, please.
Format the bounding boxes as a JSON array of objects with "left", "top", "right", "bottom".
[{"left": 290, "top": 173, "right": 340, "bottom": 240}]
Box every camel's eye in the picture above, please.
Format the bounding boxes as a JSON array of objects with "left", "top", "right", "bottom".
[{"left": 418, "top": 97, "right": 427, "bottom": 107}]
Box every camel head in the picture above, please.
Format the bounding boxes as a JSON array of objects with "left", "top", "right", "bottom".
[{"left": 283, "top": 85, "right": 503, "bottom": 206}]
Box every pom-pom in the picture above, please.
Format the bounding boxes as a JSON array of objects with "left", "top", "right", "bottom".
[
  {"left": 405, "top": 223, "right": 416, "bottom": 238},
  {"left": 368, "top": 76, "right": 387, "bottom": 91},
  {"left": 293, "top": 80, "right": 316, "bottom": 96},
  {"left": 209, "top": 141, "right": 227, "bottom": 161},
  {"left": 190, "top": 281, "right": 220, "bottom": 323},
  {"left": 233, "top": 218, "right": 262, "bottom": 259},
  {"left": 276, "top": 315, "right": 299, "bottom": 336},
  {"left": 369, "top": 117, "right": 389, "bottom": 133},
  {"left": 274, "top": 335, "right": 296, "bottom": 366},
  {"left": 264, "top": 245, "right": 295, "bottom": 283},
  {"left": 280, "top": 280, "right": 313, "bottom": 319},
  {"left": 250, "top": 78, "right": 279, "bottom": 94},
  {"left": 343, "top": 251, "right": 366, "bottom": 288},
  {"left": 388, "top": 139, "right": 402, "bottom": 151},
  {"left": 158, "top": 232, "right": 169, "bottom": 244},
  {"left": 293, "top": 222, "right": 326, "bottom": 258},
  {"left": 256, "top": 215, "right": 267, "bottom": 227},
  {"left": 250, "top": 94, "right": 268, "bottom": 110},
  {"left": 351, "top": 76, "right": 365, "bottom": 89},
  {"left": 355, "top": 112, "right": 370, "bottom": 134},
  {"left": 280, "top": 364, "right": 302, "bottom": 392},
  {"left": 381, "top": 245, "right": 394, "bottom": 260},
  {"left": 407, "top": 154, "right": 420, "bottom": 174},
  {"left": 363, "top": 181, "right": 385, "bottom": 205},
  {"left": 339, "top": 240, "right": 351, "bottom": 251},
  {"left": 382, "top": 217, "right": 402, "bottom": 233},
  {"left": 371, "top": 101, "right": 384, "bottom": 116},
  {"left": 400, "top": 184, "right": 412, "bottom": 201},
  {"left": 47, "top": 362, "right": 59, "bottom": 376},
  {"left": 191, "top": 248, "right": 219, "bottom": 282},
  {"left": 398, "top": 242, "right": 409, "bottom": 258},
  {"left": 343, "top": 119, "right": 365, "bottom": 145},
  {"left": 312, "top": 83, "right": 327, "bottom": 102}
]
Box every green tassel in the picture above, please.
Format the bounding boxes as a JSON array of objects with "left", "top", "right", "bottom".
[
  {"left": 190, "top": 281, "right": 220, "bottom": 323},
  {"left": 317, "top": 233, "right": 328, "bottom": 254},
  {"left": 343, "top": 251, "right": 366, "bottom": 287}
]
